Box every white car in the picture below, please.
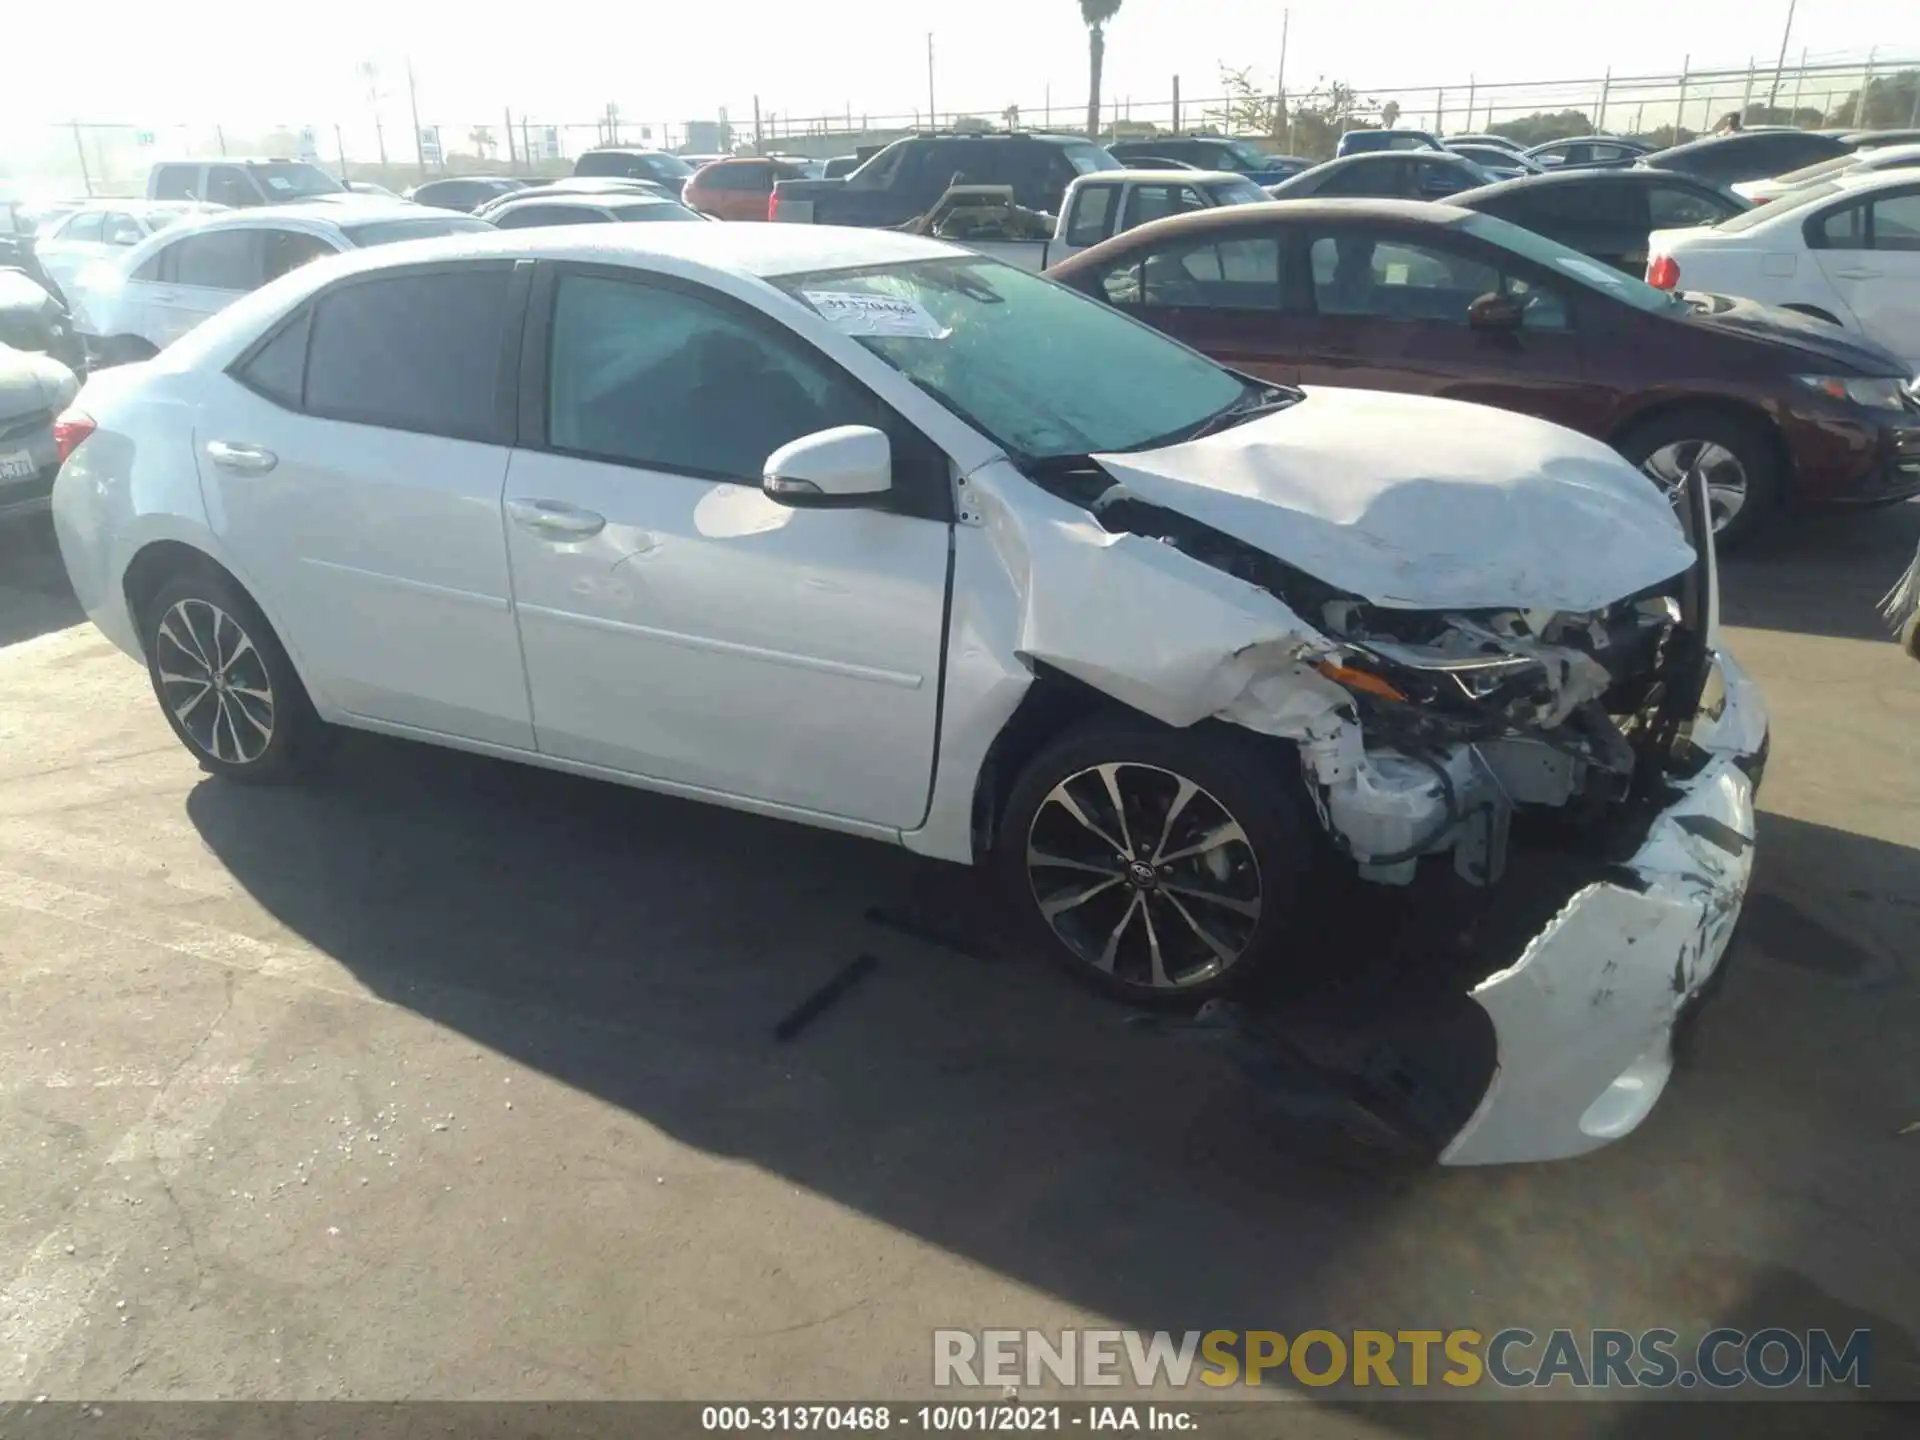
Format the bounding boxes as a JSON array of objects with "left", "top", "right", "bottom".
[
  {"left": 1648, "top": 170, "right": 1920, "bottom": 368},
  {"left": 68, "top": 201, "right": 493, "bottom": 365},
  {"left": 31, "top": 200, "right": 225, "bottom": 303},
  {"left": 1731, "top": 142, "right": 1920, "bottom": 205},
  {"left": 49, "top": 226, "right": 1766, "bottom": 1166}
]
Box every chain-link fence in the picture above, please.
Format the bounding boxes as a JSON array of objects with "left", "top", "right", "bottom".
[{"left": 12, "top": 50, "right": 1918, "bottom": 196}]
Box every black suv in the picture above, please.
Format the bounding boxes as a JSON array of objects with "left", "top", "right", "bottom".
[{"left": 770, "top": 131, "right": 1121, "bottom": 227}]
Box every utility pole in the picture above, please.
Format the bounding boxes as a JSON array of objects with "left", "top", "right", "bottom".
[
  {"left": 1675, "top": 56, "right": 1690, "bottom": 138},
  {"left": 504, "top": 107, "right": 516, "bottom": 165},
  {"left": 1274, "top": 8, "right": 1290, "bottom": 146},
  {"left": 1766, "top": 0, "right": 1797, "bottom": 111},
  {"left": 70, "top": 122, "right": 92, "bottom": 196},
  {"left": 335, "top": 124, "right": 349, "bottom": 182},
  {"left": 1596, "top": 69, "right": 1611, "bottom": 132},
  {"left": 926, "top": 33, "right": 937, "bottom": 130},
  {"left": 406, "top": 58, "right": 426, "bottom": 179},
  {"left": 1790, "top": 49, "right": 1807, "bottom": 117},
  {"left": 1853, "top": 48, "right": 1877, "bottom": 128},
  {"left": 1172, "top": 75, "right": 1181, "bottom": 133},
  {"left": 753, "top": 95, "right": 764, "bottom": 154}
]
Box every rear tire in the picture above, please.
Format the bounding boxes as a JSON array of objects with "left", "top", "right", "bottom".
[
  {"left": 140, "top": 569, "right": 327, "bottom": 783},
  {"left": 995, "top": 716, "right": 1314, "bottom": 1007},
  {"left": 1614, "top": 407, "right": 1782, "bottom": 550}
]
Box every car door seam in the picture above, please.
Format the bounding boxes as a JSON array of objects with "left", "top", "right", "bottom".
[{"left": 298, "top": 556, "right": 512, "bottom": 611}]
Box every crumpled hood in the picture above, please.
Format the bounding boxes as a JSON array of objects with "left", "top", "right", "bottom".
[{"left": 1091, "top": 387, "right": 1698, "bottom": 612}]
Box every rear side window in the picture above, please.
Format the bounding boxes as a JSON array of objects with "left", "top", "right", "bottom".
[
  {"left": 1122, "top": 184, "right": 1208, "bottom": 230},
  {"left": 235, "top": 308, "right": 311, "bottom": 407},
  {"left": 263, "top": 229, "right": 338, "bottom": 281},
  {"left": 151, "top": 166, "right": 199, "bottom": 201},
  {"left": 204, "top": 167, "right": 256, "bottom": 207},
  {"left": 172, "top": 230, "right": 263, "bottom": 290},
  {"left": 1135, "top": 234, "right": 1284, "bottom": 310},
  {"left": 303, "top": 267, "right": 512, "bottom": 441},
  {"left": 1648, "top": 185, "right": 1729, "bottom": 229},
  {"left": 63, "top": 213, "right": 105, "bottom": 242},
  {"left": 702, "top": 164, "right": 767, "bottom": 193},
  {"left": 1871, "top": 193, "right": 1920, "bottom": 250},
  {"left": 1810, "top": 203, "right": 1868, "bottom": 249},
  {"left": 574, "top": 152, "right": 633, "bottom": 178}
]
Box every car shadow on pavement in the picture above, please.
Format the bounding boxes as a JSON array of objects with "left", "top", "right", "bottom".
[
  {"left": 0, "top": 513, "right": 82, "bottom": 649},
  {"left": 181, "top": 727, "right": 1920, "bottom": 1424},
  {"left": 1720, "top": 500, "right": 1918, "bottom": 644}
]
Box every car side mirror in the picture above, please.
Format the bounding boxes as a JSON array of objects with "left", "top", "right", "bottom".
[
  {"left": 762, "top": 425, "right": 892, "bottom": 508},
  {"left": 1468, "top": 292, "right": 1525, "bottom": 332}
]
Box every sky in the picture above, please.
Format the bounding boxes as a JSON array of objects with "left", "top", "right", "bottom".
[{"left": 0, "top": 0, "right": 1910, "bottom": 148}]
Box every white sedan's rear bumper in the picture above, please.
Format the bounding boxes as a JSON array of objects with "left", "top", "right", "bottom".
[{"left": 1440, "top": 650, "right": 1767, "bottom": 1166}]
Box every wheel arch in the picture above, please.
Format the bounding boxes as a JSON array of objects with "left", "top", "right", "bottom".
[{"left": 1607, "top": 395, "right": 1792, "bottom": 497}]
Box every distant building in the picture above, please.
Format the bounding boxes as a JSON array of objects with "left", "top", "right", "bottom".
[{"left": 683, "top": 119, "right": 733, "bottom": 154}]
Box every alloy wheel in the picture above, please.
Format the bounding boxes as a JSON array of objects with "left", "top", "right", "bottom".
[
  {"left": 1639, "top": 440, "right": 1748, "bottom": 534},
  {"left": 154, "top": 598, "right": 276, "bottom": 765},
  {"left": 1025, "top": 762, "right": 1263, "bottom": 991}
]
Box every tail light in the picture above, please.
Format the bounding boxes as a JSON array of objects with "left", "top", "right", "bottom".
[
  {"left": 53, "top": 409, "right": 96, "bottom": 465},
  {"left": 768, "top": 189, "right": 782, "bottom": 222},
  {"left": 1646, "top": 255, "right": 1680, "bottom": 291}
]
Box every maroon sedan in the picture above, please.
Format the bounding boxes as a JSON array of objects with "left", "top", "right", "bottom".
[{"left": 1046, "top": 199, "right": 1920, "bottom": 542}]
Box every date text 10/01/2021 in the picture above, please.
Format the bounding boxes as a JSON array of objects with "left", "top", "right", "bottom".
[{"left": 702, "top": 1407, "right": 1189, "bottom": 1431}]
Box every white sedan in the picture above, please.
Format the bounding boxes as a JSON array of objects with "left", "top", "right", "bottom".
[
  {"left": 68, "top": 201, "right": 492, "bottom": 365},
  {"left": 32, "top": 200, "right": 225, "bottom": 302},
  {"left": 49, "top": 225, "right": 1765, "bottom": 1165},
  {"left": 1731, "top": 141, "right": 1920, "bottom": 205},
  {"left": 1648, "top": 170, "right": 1920, "bottom": 368}
]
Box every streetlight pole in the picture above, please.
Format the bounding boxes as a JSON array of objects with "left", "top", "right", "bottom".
[
  {"left": 1273, "top": 8, "right": 1290, "bottom": 145},
  {"left": 927, "top": 33, "right": 937, "bottom": 130},
  {"left": 1766, "top": 0, "right": 1797, "bottom": 112}
]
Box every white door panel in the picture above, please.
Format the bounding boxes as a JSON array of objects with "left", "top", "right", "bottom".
[
  {"left": 1818, "top": 252, "right": 1920, "bottom": 368},
  {"left": 153, "top": 284, "right": 242, "bottom": 345},
  {"left": 503, "top": 448, "right": 948, "bottom": 828},
  {"left": 200, "top": 378, "right": 532, "bottom": 747}
]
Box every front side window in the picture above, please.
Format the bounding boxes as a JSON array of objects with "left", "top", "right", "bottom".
[
  {"left": 104, "top": 213, "right": 145, "bottom": 245},
  {"left": 1317, "top": 160, "right": 1403, "bottom": 198},
  {"left": 1648, "top": 185, "right": 1730, "bottom": 229},
  {"left": 1204, "top": 178, "right": 1273, "bottom": 207},
  {"left": 1307, "top": 230, "right": 1569, "bottom": 330},
  {"left": 1061, "top": 142, "right": 1122, "bottom": 176},
  {"left": 1871, "top": 193, "right": 1920, "bottom": 251},
  {"left": 204, "top": 167, "right": 256, "bottom": 207},
  {"left": 151, "top": 166, "right": 199, "bottom": 201},
  {"left": 546, "top": 273, "right": 885, "bottom": 480},
  {"left": 64, "top": 213, "right": 105, "bottom": 243},
  {"left": 262, "top": 228, "right": 338, "bottom": 281},
  {"left": 769, "top": 257, "right": 1244, "bottom": 459},
  {"left": 303, "top": 267, "right": 511, "bottom": 441},
  {"left": 1812, "top": 203, "right": 1868, "bottom": 249},
  {"left": 1460, "top": 212, "right": 1681, "bottom": 313},
  {"left": 171, "top": 229, "right": 263, "bottom": 290}
]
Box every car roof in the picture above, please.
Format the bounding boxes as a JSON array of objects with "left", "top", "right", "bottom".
[
  {"left": 1085, "top": 169, "right": 1245, "bottom": 184},
  {"left": 1525, "top": 135, "right": 1644, "bottom": 150},
  {"left": 142, "top": 200, "right": 422, "bottom": 239},
  {"left": 1050, "top": 197, "right": 1468, "bottom": 271},
  {"left": 491, "top": 193, "right": 678, "bottom": 209},
  {"left": 259, "top": 220, "right": 966, "bottom": 283},
  {"left": 61, "top": 198, "right": 223, "bottom": 213},
  {"left": 1827, "top": 168, "right": 1920, "bottom": 193},
  {"left": 1449, "top": 167, "right": 1678, "bottom": 200}
]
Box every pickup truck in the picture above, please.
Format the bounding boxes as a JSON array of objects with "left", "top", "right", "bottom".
[
  {"left": 769, "top": 131, "right": 1124, "bottom": 228},
  {"left": 792, "top": 168, "right": 1270, "bottom": 272}
]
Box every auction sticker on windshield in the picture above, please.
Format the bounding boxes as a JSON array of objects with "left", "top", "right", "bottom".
[{"left": 803, "top": 290, "right": 951, "bottom": 339}]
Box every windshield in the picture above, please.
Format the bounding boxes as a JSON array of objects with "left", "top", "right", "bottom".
[
  {"left": 1717, "top": 180, "right": 1840, "bottom": 230},
  {"left": 1062, "top": 143, "right": 1122, "bottom": 176},
  {"left": 253, "top": 162, "right": 343, "bottom": 198},
  {"left": 1225, "top": 141, "right": 1272, "bottom": 169},
  {"left": 1459, "top": 213, "right": 1682, "bottom": 312},
  {"left": 648, "top": 154, "right": 696, "bottom": 180},
  {"left": 769, "top": 257, "right": 1244, "bottom": 459},
  {"left": 342, "top": 216, "right": 496, "bottom": 247},
  {"left": 1204, "top": 178, "right": 1272, "bottom": 206}
]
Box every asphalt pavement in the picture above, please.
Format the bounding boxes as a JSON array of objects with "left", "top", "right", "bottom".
[{"left": 1, "top": 506, "right": 1916, "bottom": 1434}]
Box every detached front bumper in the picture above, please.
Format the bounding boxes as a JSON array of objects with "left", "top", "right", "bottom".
[{"left": 1439, "top": 648, "right": 1767, "bottom": 1165}]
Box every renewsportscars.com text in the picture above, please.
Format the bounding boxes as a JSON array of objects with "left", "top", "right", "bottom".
[{"left": 933, "top": 1327, "right": 1873, "bottom": 1391}]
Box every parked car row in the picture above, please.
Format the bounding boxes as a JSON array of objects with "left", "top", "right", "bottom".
[{"left": 46, "top": 218, "right": 1767, "bottom": 1165}]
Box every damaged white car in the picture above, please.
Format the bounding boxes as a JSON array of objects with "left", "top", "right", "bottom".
[{"left": 49, "top": 226, "right": 1768, "bottom": 1166}]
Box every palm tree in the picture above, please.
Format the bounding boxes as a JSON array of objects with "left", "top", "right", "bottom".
[{"left": 1080, "top": 1, "right": 1123, "bottom": 139}]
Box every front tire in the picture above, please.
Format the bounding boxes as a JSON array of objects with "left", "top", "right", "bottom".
[
  {"left": 995, "top": 717, "right": 1313, "bottom": 1006},
  {"left": 1615, "top": 407, "right": 1782, "bottom": 549},
  {"left": 141, "top": 570, "right": 325, "bottom": 783}
]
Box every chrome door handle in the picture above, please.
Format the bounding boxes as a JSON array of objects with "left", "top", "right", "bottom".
[
  {"left": 506, "top": 498, "right": 606, "bottom": 538},
  {"left": 1830, "top": 268, "right": 1879, "bottom": 280},
  {"left": 205, "top": 439, "right": 278, "bottom": 474}
]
